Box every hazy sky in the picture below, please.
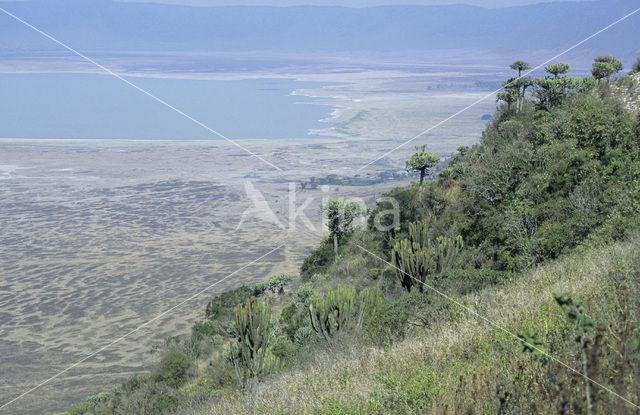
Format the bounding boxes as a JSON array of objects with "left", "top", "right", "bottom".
[
  {"left": 0, "top": 0, "right": 597, "bottom": 6},
  {"left": 115, "top": 0, "right": 595, "bottom": 8}
]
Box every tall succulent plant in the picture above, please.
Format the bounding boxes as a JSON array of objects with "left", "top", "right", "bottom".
[
  {"left": 230, "top": 296, "right": 271, "bottom": 388},
  {"left": 391, "top": 219, "right": 463, "bottom": 291},
  {"left": 357, "top": 287, "right": 384, "bottom": 328},
  {"left": 309, "top": 286, "right": 356, "bottom": 341}
]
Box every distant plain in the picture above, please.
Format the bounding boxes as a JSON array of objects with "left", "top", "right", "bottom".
[{"left": 0, "top": 59, "right": 498, "bottom": 414}]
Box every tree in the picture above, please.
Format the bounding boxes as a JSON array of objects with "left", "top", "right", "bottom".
[
  {"left": 632, "top": 57, "right": 640, "bottom": 74},
  {"left": 321, "top": 199, "right": 362, "bottom": 254},
  {"left": 513, "top": 76, "right": 534, "bottom": 111},
  {"left": 594, "top": 55, "right": 623, "bottom": 72},
  {"left": 591, "top": 55, "right": 623, "bottom": 81},
  {"left": 545, "top": 62, "right": 572, "bottom": 78},
  {"left": 405, "top": 146, "right": 441, "bottom": 186},
  {"left": 510, "top": 60, "right": 531, "bottom": 78},
  {"left": 496, "top": 82, "right": 519, "bottom": 112},
  {"left": 532, "top": 76, "right": 581, "bottom": 110}
]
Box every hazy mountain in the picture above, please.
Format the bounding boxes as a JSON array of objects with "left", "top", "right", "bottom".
[{"left": 0, "top": 0, "right": 638, "bottom": 60}]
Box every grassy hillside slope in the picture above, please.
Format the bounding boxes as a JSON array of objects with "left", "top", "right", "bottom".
[{"left": 203, "top": 235, "right": 640, "bottom": 414}]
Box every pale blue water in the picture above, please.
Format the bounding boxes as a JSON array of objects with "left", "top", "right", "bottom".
[{"left": 0, "top": 73, "right": 333, "bottom": 140}]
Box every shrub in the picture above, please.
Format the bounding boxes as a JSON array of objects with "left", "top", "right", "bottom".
[
  {"left": 190, "top": 320, "right": 217, "bottom": 341},
  {"left": 251, "top": 281, "right": 269, "bottom": 297},
  {"left": 266, "top": 273, "right": 293, "bottom": 294},
  {"left": 150, "top": 393, "right": 177, "bottom": 412},
  {"left": 86, "top": 391, "right": 111, "bottom": 405},
  {"left": 251, "top": 274, "right": 293, "bottom": 296},
  {"left": 153, "top": 349, "right": 193, "bottom": 388},
  {"left": 270, "top": 335, "right": 299, "bottom": 363},
  {"left": 301, "top": 239, "right": 335, "bottom": 281},
  {"left": 372, "top": 363, "right": 437, "bottom": 412},
  {"left": 206, "top": 358, "right": 237, "bottom": 389},
  {"left": 435, "top": 269, "right": 515, "bottom": 294},
  {"left": 279, "top": 302, "right": 308, "bottom": 342},
  {"left": 120, "top": 374, "right": 144, "bottom": 395},
  {"left": 294, "top": 326, "right": 314, "bottom": 346},
  {"left": 363, "top": 289, "right": 438, "bottom": 344},
  {"left": 183, "top": 320, "right": 222, "bottom": 358},
  {"left": 294, "top": 282, "right": 314, "bottom": 304},
  {"left": 205, "top": 286, "right": 253, "bottom": 319},
  {"left": 66, "top": 402, "right": 95, "bottom": 415}
]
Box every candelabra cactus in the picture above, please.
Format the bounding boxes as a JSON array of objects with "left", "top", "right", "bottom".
[
  {"left": 230, "top": 296, "right": 271, "bottom": 388},
  {"left": 392, "top": 219, "right": 463, "bottom": 291},
  {"left": 357, "top": 287, "right": 384, "bottom": 328},
  {"left": 309, "top": 286, "right": 355, "bottom": 341}
]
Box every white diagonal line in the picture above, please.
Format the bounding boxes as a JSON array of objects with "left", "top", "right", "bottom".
[
  {"left": 0, "top": 7, "right": 282, "bottom": 172},
  {"left": 0, "top": 244, "right": 285, "bottom": 410},
  {"left": 356, "top": 244, "right": 640, "bottom": 411},
  {"left": 357, "top": 6, "right": 640, "bottom": 172}
]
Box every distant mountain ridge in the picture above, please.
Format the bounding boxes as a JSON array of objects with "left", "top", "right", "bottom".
[{"left": 0, "top": 0, "right": 638, "bottom": 61}]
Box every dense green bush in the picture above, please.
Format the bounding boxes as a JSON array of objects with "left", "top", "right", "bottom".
[
  {"left": 153, "top": 349, "right": 193, "bottom": 388},
  {"left": 252, "top": 273, "right": 293, "bottom": 296},
  {"left": 368, "top": 82, "right": 640, "bottom": 274},
  {"left": 86, "top": 392, "right": 111, "bottom": 405},
  {"left": 279, "top": 302, "right": 309, "bottom": 342},
  {"left": 66, "top": 402, "right": 95, "bottom": 415},
  {"left": 205, "top": 286, "right": 253, "bottom": 319},
  {"left": 150, "top": 393, "right": 177, "bottom": 412},
  {"left": 270, "top": 335, "right": 299, "bottom": 363},
  {"left": 300, "top": 239, "right": 335, "bottom": 281},
  {"left": 205, "top": 358, "right": 237, "bottom": 390},
  {"left": 294, "top": 281, "right": 314, "bottom": 303},
  {"left": 371, "top": 363, "right": 437, "bottom": 412}
]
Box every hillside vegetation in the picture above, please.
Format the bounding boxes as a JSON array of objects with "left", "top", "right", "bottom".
[{"left": 59, "top": 59, "right": 640, "bottom": 414}]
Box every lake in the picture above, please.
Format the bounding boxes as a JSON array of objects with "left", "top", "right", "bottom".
[{"left": 0, "top": 73, "right": 334, "bottom": 140}]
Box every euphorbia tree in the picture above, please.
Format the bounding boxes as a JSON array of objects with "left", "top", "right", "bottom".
[{"left": 405, "top": 146, "right": 441, "bottom": 186}]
